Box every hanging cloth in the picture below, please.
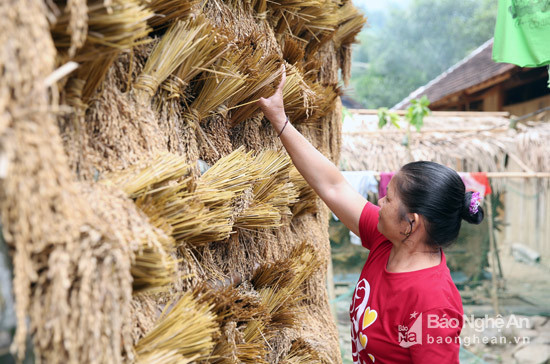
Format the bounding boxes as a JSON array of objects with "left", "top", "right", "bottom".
[
  {"left": 459, "top": 172, "right": 492, "bottom": 197},
  {"left": 332, "top": 171, "right": 378, "bottom": 222},
  {"left": 470, "top": 172, "right": 492, "bottom": 195},
  {"left": 378, "top": 172, "right": 395, "bottom": 198},
  {"left": 493, "top": 0, "right": 550, "bottom": 68},
  {"left": 341, "top": 171, "right": 378, "bottom": 199}
]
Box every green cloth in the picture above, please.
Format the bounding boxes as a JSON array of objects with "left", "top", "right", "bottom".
[{"left": 493, "top": 0, "right": 550, "bottom": 68}]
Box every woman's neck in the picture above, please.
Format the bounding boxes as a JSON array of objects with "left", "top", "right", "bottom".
[{"left": 387, "top": 240, "right": 441, "bottom": 273}]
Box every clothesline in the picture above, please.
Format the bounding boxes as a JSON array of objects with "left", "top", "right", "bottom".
[
  {"left": 365, "top": 172, "right": 550, "bottom": 179},
  {"left": 341, "top": 170, "right": 549, "bottom": 203}
]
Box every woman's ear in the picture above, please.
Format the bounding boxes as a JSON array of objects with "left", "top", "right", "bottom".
[{"left": 408, "top": 212, "right": 421, "bottom": 234}]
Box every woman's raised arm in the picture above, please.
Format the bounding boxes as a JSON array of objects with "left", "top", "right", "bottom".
[{"left": 258, "top": 66, "right": 367, "bottom": 236}]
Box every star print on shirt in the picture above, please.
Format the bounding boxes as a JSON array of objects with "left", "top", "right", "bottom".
[{"left": 409, "top": 311, "right": 418, "bottom": 319}]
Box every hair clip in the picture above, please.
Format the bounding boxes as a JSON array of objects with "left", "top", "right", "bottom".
[{"left": 469, "top": 191, "right": 481, "bottom": 214}]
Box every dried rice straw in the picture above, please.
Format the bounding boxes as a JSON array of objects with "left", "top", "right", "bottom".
[
  {"left": 51, "top": 0, "right": 153, "bottom": 62},
  {"left": 145, "top": 0, "right": 198, "bottom": 29},
  {"left": 134, "top": 18, "right": 209, "bottom": 102},
  {"left": 333, "top": 2, "right": 366, "bottom": 85},
  {"left": 156, "top": 16, "right": 230, "bottom": 111},
  {"left": 279, "top": 339, "right": 322, "bottom": 364},
  {"left": 100, "top": 152, "right": 192, "bottom": 198},
  {"left": 235, "top": 150, "right": 299, "bottom": 229},
  {"left": 289, "top": 166, "right": 318, "bottom": 216},
  {"left": 186, "top": 49, "right": 250, "bottom": 122},
  {"left": 282, "top": 63, "right": 317, "bottom": 122},
  {"left": 135, "top": 292, "right": 219, "bottom": 364}
]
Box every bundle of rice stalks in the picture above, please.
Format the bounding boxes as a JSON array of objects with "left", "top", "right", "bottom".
[
  {"left": 282, "top": 64, "right": 317, "bottom": 123},
  {"left": 258, "top": 286, "right": 303, "bottom": 329},
  {"left": 186, "top": 49, "right": 250, "bottom": 123},
  {"left": 137, "top": 147, "right": 269, "bottom": 246},
  {"left": 281, "top": 35, "right": 306, "bottom": 65},
  {"left": 134, "top": 18, "right": 210, "bottom": 102},
  {"left": 298, "top": 3, "right": 340, "bottom": 55},
  {"left": 250, "top": 0, "right": 268, "bottom": 14},
  {"left": 145, "top": 0, "right": 198, "bottom": 29},
  {"left": 135, "top": 292, "right": 219, "bottom": 364},
  {"left": 226, "top": 42, "right": 282, "bottom": 125},
  {"left": 333, "top": 2, "right": 366, "bottom": 47},
  {"left": 269, "top": 0, "right": 320, "bottom": 34},
  {"left": 333, "top": 2, "right": 366, "bottom": 85},
  {"left": 289, "top": 166, "right": 318, "bottom": 216},
  {"left": 280, "top": 339, "right": 322, "bottom": 364},
  {"left": 234, "top": 151, "right": 298, "bottom": 229},
  {"left": 101, "top": 153, "right": 227, "bottom": 246},
  {"left": 252, "top": 242, "right": 322, "bottom": 329},
  {"left": 193, "top": 283, "right": 269, "bottom": 364},
  {"left": 194, "top": 284, "right": 266, "bottom": 324},
  {"left": 252, "top": 242, "right": 321, "bottom": 291},
  {"left": 285, "top": 242, "right": 322, "bottom": 289},
  {"left": 101, "top": 153, "right": 192, "bottom": 198},
  {"left": 238, "top": 320, "right": 270, "bottom": 364},
  {"left": 52, "top": 0, "right": 152, "bottom": 98},
  {"left": 78, "top": 52, "right": 120, "bottom": 100},
  {"left": 131, "top": 235, "right": 179, "bottom": 294},
  {"left": 308, "top": 83, "right": 341, "bottom": 122},
  {"left": 51, "top": 0, "right": 153, "bottom": 62},
  {"left": 219, "top": 0, "right": 268, "bottom": 17},
  {"left": 157, "top": 17, "right": 230, "bottom": 110},
  {"left": 270, "top": 0, "right": 338, "bottom": 49},
  {"left": 144, "top": 189, "right": 234, "bottom": 246},
  {"left": 198, "top": 147, "right": 260, "bottom": 196}
]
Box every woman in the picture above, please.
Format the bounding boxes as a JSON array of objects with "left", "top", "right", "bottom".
[{"left": 258, "top": 67, "right": 484, "bottom": 364}]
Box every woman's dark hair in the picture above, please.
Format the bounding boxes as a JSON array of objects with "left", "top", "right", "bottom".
[{"left": 394, "top": 161, "right": 484, "bottom": 248}]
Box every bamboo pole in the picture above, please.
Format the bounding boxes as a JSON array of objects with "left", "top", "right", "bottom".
[
  {"left": 327, "top": 258, "right": 337, "bottom": 320},
  {"left": 343, "top": 127, "right": 510, "bottom": 135},
  {"left": 364, "top": 171, "right": 550, "bottom": 179},
  {"left": 486, "top": 196, "right": 500, "bottom": 315},
  {"left": 348, "top": 109, "right": 510, "bottom": 117},
  {"left": 484, "top": 172, "right": 550, "bottom": 178}
]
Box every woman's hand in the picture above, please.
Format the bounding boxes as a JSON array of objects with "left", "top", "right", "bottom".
[{"left": 258, "top": 64, "right": 287, "bottom": 131}]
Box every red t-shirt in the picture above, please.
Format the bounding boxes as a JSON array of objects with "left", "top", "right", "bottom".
[{"left": 349, "top": 202, "right": 463, "bottom": 364}]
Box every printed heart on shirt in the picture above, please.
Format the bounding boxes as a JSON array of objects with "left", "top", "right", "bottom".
[
  {"left": 362, "top": 307, "right": 377, "bottom": 330},
  {"left": 360, "top": 332, "right": 368, "bottom": 347}
]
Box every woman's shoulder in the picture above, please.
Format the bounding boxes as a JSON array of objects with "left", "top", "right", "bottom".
[
  {"left": 358, "top": 202, "right": 389, "bottom": 251},
  {"left": 409, "top": 266, "right": 462, "bottom": 312}
]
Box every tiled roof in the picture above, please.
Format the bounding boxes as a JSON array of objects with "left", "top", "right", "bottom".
[{"left": 392, "top": 38, "right": 516, "bottom": 110}]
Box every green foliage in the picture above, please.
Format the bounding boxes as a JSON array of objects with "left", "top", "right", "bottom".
[
  {"left": 377, "top": 107, "right": 400, "bottom": 129},
  {"left": 406, "top": 95, "right": 430, "bottom": 131},
  {"left": 350, "top": 0, "right": 497, "bottom": 109},
  {"left": 377, "top": 96, "right": 430, "bottom": 131}
]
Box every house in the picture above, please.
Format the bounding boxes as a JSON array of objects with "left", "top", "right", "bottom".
[{"left": 393, "top": 39, "right": 550, "bottom": 117}]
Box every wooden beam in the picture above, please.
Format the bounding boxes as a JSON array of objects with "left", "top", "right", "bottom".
[
  {"left": 357, "top": 171, "right": 550, "bottom": 178},
  {"left": 343, "top": 127, "right": 510, "bottom": 135},
  {"left": 349, "top": 109, "right": 510, "bottom": 117},
  {"left": 507, "top": 152, "right": 535, "bottom": 173},
  {"left": 464, "top": 71, "right": 515, "bottom": 95}
]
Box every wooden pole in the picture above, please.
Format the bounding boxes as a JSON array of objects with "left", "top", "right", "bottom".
[
  {"left": 327, "top": 257, "right": 337, "bottom": 320},
  {"left": 368, "top": 171, "right": 550, "bottom": 179},
  {"left": 486, "top": 196, "right": 500, "bottom": 315}
]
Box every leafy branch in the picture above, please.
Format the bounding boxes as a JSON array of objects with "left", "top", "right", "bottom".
[{"left": 377, "top": 96, "right": 431, "bottom": 159}]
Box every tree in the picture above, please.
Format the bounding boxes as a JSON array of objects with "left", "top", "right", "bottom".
[{"left": 349, "top": 0, "right": 497, "bottom": 109}]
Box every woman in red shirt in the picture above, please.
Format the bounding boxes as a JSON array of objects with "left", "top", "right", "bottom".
[{"left": 258, "top": 67, "right": 484, "bottom": 364}]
